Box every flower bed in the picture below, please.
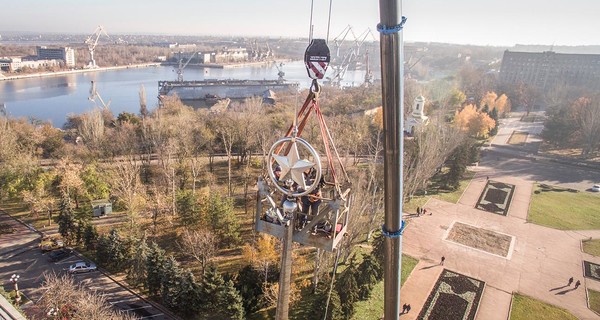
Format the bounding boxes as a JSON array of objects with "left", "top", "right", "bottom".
[
  {"left": 476, "top": 180, "right": 515, "bottom": 216},
  {"left": 417, "top": 270, "right": 485, "bottom": 320},
  {"left": 446, "top": 222, "right": 513, "bottom": 257},
  {"left": 584, "top": 261, "right": 600, "bottom": 282}
]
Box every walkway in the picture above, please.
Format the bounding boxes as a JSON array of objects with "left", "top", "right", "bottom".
[{"left": 399, "top": 168, "right": 600, "bottom": 320}]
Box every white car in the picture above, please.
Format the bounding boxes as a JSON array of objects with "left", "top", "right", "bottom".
[
  {"left": 68, "top": 261, "right": 97, "bottom": 274},
  {"left": 592, "top": 185, "right": 600, "bottom": 192}
]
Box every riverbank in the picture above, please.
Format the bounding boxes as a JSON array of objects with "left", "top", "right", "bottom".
[{"left": 0, "top": 63, "right": 161, "bottom": 81}]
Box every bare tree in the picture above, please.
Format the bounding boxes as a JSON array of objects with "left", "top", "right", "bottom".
[
  {"left": 178, "top": 228, "right": 218, "bottom": 275},
  {"left": 39, "top": 273, "right": 136, "bottom": 320},
  {"left": 576, "top": 96, "right": 600, "bottom": 156}
]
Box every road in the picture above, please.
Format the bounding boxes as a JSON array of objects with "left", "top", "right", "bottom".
[{"left": 0, "top": 211, "right": 175, "bottom": 320}]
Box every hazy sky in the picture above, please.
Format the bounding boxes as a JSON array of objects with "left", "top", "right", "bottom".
[{"left": 1, "top": 0, "right": 598, "bottom": 46}]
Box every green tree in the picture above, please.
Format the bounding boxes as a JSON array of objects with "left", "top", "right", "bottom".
[
  {"left": 127, "top": 235, "right": 149, "bottom": 287},
  {"left": 80, "top": 164, "right": 110, "bottom": 201},
  {"left": 336, "top": 258, "right": 360, "bottom": 319},
  {"left": 311, "top": 283, "right": 343, "bottom": 320},
  {"left": 177, "top": 271, "right": 202, "bottom": 317},
  {"left": 202, "top": 193, "right": 240, "bottom": 247},
  {"left": 146, "top": 242, "right": 167, "bottom": 296},
  {"left": 446, "top": 141, "right": 469, "bottom": 190},
  {"left": 176, "top": 189, "right": 200, "bottom": 226},
  {"left": 57, "top": 196, "right": 76, "bottom": 245},
  {"left": 356, "top": 255, "right": 381, "bottom": 300},
  {"left": 161, "top": 256, "right": 183, "bottom": 309},
  {"left": 83, "top": 223, "right": 98, "bottom": 250},
  {"left": 106, "top": 229, "right": 126, "bottom": 271},
  {"left": 200, "top": 265, "right": 245, "bottom": 319}
]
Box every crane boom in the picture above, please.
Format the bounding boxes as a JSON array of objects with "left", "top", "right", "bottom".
[
  {"left": 176, "top": 51, "right": 198, "bottom": 82},
  {"left": 85, "top": 25, "right": 109, "bottom": 69}
]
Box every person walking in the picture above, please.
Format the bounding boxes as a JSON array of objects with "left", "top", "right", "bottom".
[
  {"left": 401, "top": 303, "right": 408, "bottom": 314},
  {"left": 568, "top": 277, "right": 574, "bottom": 286},
  {"left": 406, "top": 304, "right": 411, "bottom": 313},
  {"left": 575, "top": 280, "right": 581, "bottom": 289},
  {"left": 440, "top": 256, "right": 445, "bottom": 266}
]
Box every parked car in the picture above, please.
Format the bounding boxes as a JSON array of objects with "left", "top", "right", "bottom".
[
  {"left": 47, "top": 248, "right": 72, "bottom": 262},
  {"left": 68, "top": 261, "right": 97, "bottom": 274},
  {"left": 40, "top": 237, "right": 64, "bottom": 252},
  {"left": 592, "top": 184, "right": 600, "bottom": 192}
]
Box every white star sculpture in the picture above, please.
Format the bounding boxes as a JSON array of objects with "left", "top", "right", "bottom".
[{"left": 272, "top": 140, "right": 314, "bottom": 190}]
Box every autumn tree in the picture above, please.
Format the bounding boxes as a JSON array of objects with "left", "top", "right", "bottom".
[
  {"left": 454, "top": 104, "right": 496, "bottom": 138},
  {"left": 574, "top": 96, "right": 600, "bottom": 155},
  {"left": 241, "top": 234, "right": 279, "bottom": 284}
]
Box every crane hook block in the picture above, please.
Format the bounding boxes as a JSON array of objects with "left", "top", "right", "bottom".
[{"left": 304, "top": 39, "right": 330, "bottom": 80}]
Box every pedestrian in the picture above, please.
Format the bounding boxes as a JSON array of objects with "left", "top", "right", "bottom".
[
  {"left": 406, "top": 304, "right": 411, "bottom": 313},
  {"left": 416, "top": 207, "right": 421, "bottom": 216},
  {"left": 486, "top": 176, "right": 489, "bottom": 180},
  {"left": 568, "top": 277, "right": 574, "bottom": 286},
  {"left": 440, "top": 256, "right": 445, "bottom": 266},
  {"left": 575, "top": 280, "right": 581, "bottom": 289},
  {"left": 423, "top": 208, "right": 427, "bottom": 215},
  {"left": 401, "top": 303, "right": 408, "bottom": 314}
]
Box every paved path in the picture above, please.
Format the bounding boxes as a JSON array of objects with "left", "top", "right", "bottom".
[{"left": 400, "top": 168, "right": 600, "bottom": 320}]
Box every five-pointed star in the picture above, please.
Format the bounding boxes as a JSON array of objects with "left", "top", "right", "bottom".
[{"left": 273, "top": 141, "right": 314, "bottom": 190}]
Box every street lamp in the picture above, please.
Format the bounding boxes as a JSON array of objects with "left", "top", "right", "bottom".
[{"left": 10, "top": 274, "right": 20, "bottom": 304}]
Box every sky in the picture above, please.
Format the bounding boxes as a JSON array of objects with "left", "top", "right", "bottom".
[{"left": 1, "top": 0, "right": 598, "bottom": 46}]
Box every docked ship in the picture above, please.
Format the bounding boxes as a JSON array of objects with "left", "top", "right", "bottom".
[{"left": 158, "top": 79, "right": 299, "bottom": 107}]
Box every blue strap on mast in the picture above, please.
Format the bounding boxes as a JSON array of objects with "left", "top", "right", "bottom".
[
  {"left": 381, "top": 220, "right": 406, "bottom": 238},
  {"left": 377, "top": 16, "right": 407, "bottom": 34}
]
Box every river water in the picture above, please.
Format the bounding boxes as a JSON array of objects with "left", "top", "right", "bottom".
[{"left": 0, "top": 61, "right": 371, "bottom": 127}]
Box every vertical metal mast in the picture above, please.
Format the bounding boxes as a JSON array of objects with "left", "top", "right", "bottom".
[{"left": 378, "top": 0, "right": 405, "bottom": 319}]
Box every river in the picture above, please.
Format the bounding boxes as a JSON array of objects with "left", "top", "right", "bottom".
[{"left": 0, "top": 61, "right": 372, "bottom": 127}]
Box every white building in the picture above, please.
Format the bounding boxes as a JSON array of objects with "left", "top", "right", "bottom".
[
  {"left": 405, "top": 96, "right": 429, "bottom": 135},
  {"left": 37, "top": 46, "right": 76, "bottom": 67}
]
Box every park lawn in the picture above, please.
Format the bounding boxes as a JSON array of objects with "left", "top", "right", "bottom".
[
  {"left": 583, "top": 239, "right": 600, "bottom": 257},
  {"left": 529, "top": 184, "right": 600, "bottom": 230},
  {"left": 351, "top": 255, "right": 419, "bottom": 320},
  {"left": 404, "top": 170, "right": 475, "bottom": 213},
  {"left": 588, "top": 289, "right": 600, "bottom": 314},
  {"left": 510, "top": 293, "right": 577, "bottom": 320}
]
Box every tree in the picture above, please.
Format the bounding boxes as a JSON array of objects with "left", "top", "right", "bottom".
[
  {"left": 80, "top": 163, "right": 110, "bottom": 201},
  {"left": 241, "top": 234, "right": 279, "bottom": 284},
  {"left": 177, "top": 271, "right": 202, "bottom": 316},
  {"left": 574, "top": 96, "right": 600, "bottom": 155},
  {"left": 200, "top": 265, "right": 245, "bottom": 319},
  {"left": 202, "top": 193, "right": 240, "bottom": 247},
  {"left": 176, "top": 189, "right": 200, "bottom": 226},
  {"left": 356, "top": 255, "right": 381, "bottom": 300},
  {"left": 83, "top": 223, "right": 98, "bottom": 250},
  {"left": 178, "top": 228, "right": 218, "bottom": 275},
  {"left": 234, "top": 264, "right": 278, "bottom": 314},
  {"left": 454, "top": 104, "right": 495, "bottom": 138},
  {"left": 127, "top": 235, "right": 149, "bottom": 287},
  {"left": 209, "top": 111, "right": 240, "bottom": 196},
  {"left": 146, "top": 242, "right": 167, "bottom": 296},
  {"left": 311, "top": 283, "right": 343, "bottom": 320},
  {"left": 40, "top": 273, "right": 136, "bottom": 320},
  {"left": 161, "top": 256, "right": 183, "bottom": 309},
  {"left": 335, "top": 258, "right": 360, "bottom": 319},
  {"left": 57, "top": 196, "right": 76, "bottom": 245},
  {"left": 446, "top": 141, "right": 469, "bottom": 190}
]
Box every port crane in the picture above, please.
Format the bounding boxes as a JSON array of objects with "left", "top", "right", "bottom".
[
  {"left": 327, "top": 27, "right": 376, "bottom": 87},
  {"left": 85, "top": 25, "right": 109, "bottom": 69},
  {"left": 175, "top": 51, "right": 198, "bottom": 82},
  {"left": 88, "top": 81, "right": 111, "bottom": 109},
  {"left": 275, "top": 62, "right": 285, "bottom": 82}
]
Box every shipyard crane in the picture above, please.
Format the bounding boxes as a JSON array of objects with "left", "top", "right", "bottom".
[
  {"left": 88, "top": 81, "right": 111, "bottom": 109},
  {"left": 85, "top": 25, "right": 109, "bottom": 69},
  {"left": 176, "top": 51, "right": 198, "bottom": 82},
  {"left": 275, "top": 62, "right": 285, "bottom": 82},
  {"left": 327, "top": 27, "right": 376, "bottom": 87}
]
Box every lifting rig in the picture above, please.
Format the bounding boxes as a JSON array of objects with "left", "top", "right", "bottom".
[
  {"left": 255, "top": 38, "right": 352, "bottom": 319},
  {"left": 85, "top": 25, "right": 108, "bottom": 69}
]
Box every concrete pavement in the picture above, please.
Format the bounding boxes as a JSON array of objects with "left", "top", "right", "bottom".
[{"left": 400, "top": 166, "right": 600, "bottom": 320}]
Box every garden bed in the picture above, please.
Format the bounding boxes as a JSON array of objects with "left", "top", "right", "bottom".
[
  {"left": 475, "top": 180, "right": 515, "bottom": 216},
  {"left": 446, "top": 222, "right": 513, "bottom": 257},
  {"left": 584, "top": 261, "right": 600, "bottom": 282},
  {"left": 417, "top": 269, "right": 485, "bottom": 320},
  {"left": 507, "top": 131, "right": 529, "bottom": 145}
]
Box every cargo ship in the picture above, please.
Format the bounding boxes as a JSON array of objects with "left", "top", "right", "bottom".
[{"left": 158, "top": 79, "right": 299, "bottom": 107}]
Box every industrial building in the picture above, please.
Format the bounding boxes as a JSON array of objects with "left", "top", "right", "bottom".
[
  {"left": 499, "top": 50, "right": 600, "bottom": 91},
  {"left": 0, "top": 57, "right": 60, "bottom": 72},
  {"left": 36, "top": 46, "right": 76, "bottom": 67}
]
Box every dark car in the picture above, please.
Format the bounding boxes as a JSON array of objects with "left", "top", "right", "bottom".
[{"left": 47, "top": 248, "right": 72, "bottom": 262}]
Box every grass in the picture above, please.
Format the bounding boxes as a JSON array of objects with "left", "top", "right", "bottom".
[
  {"left": 583, "top": 239, "right": 600, "bottom": 257},
  {"left": 507, "top": 131, "right": 528, "bottom": 145},
  {"left": 404, "top": 170, "right": 475, "bottom": 213},
  {"left": 588, "top": 289, "right": 600, "bottom": 315},
  {"left": 510, "top": 293, "right": 577, "bottom": 320},
  {"left": 520, "top": 115, "right": 537, "bottom": 122},
  {"left": 528, "top": 184, "right": 600, "bottom": 230},
  {"left": 351, "top": 255, "right": 419, "bottom": 320}
]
